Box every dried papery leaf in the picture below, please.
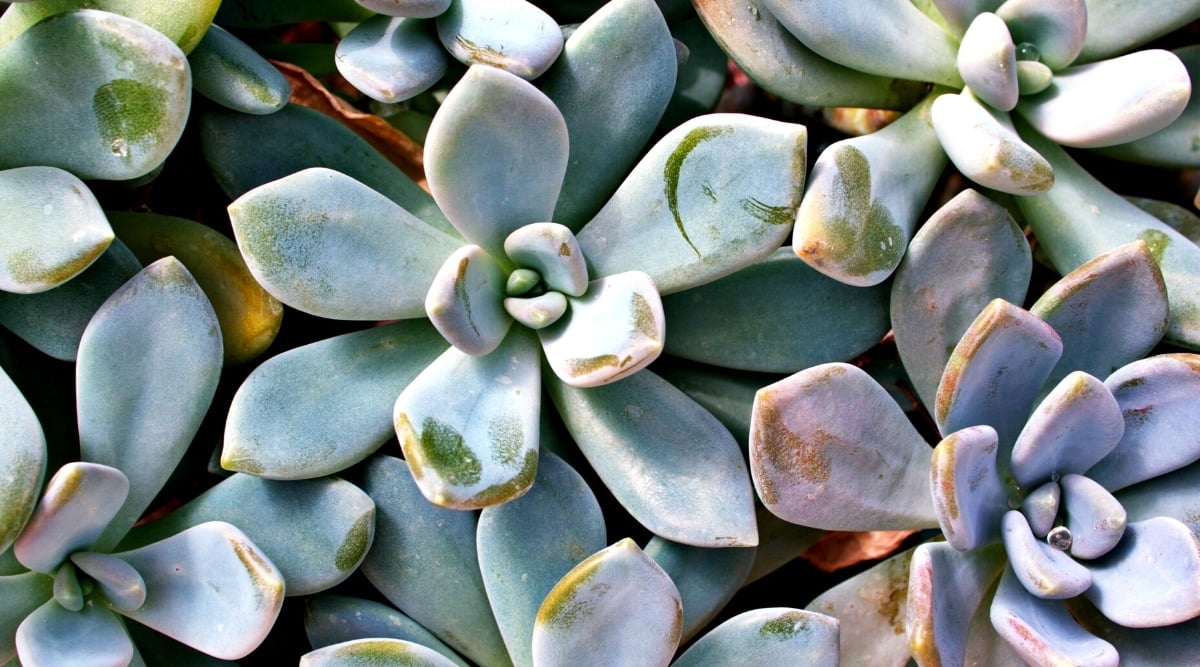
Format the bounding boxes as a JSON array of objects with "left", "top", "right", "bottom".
[
  {"left": 806, "top": 548, "right": 914, "bottom": 666},
  {"left": 800, "top": 530, "right": 915, "bottom": 573},
  {"left": 304, "top": 595, "right": 469, "bottom": 667},
  {"left": 673, "top": 608, "right": 840, "bottom": 667}
]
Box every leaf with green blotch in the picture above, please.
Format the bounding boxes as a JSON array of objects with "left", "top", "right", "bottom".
[
  {"left": 577, "top": 114, "right": 806, "bottom": 295},
  {"left": 0, "top": 366, "right": 45, "bottom": 556},
  {"left": 15, "top": 598, "right": 133, "bottom": 667},
  {"left": 644, "top": 537, "right": 755, "bottom": 643},
  {"left": 118, "top": 474, "right": 376, "bottom": 597},
  {"left": 358, "top": 455, "right": 511, "bottom": 667},
  {"left": 425, "top": 65, "right": 567, "bottom": 257},
  {"left": 1076, "top": 0, "right": 1200, "bottom": 63},
  {"left": 0, "top": 572, "right": 53, "bottom": 663},
  {"left": 478, "top": 450, "right": 606, "bottom": 667},
  {"left": 301, "top": 638, "right": 462, "bottom": 667},
  {"left": 335, "top": 15, "right": 449, "bottom": 104},
  {"left": 435, "top": 0, "right": 563, "bottom": 79},
  {"left": 223, "top": 320, "right": 446, "bottom": 480},
  {"left": 229, "top": 167, "right": 462, "bottom": 321},
  {"left": 12, "top": 463, "right": 128, "bottom": 575},
  {"left": 907, "top": 542, "right": 1007, "bottom": 666},
  {"left": 215, "top": 0, "right": 373, "bottom": 27},
  {"left": 1015, "top": 119, "right": 1200, "bottom": 349},
  {"left": 794, "top": 90, "right": 948, "bottom": 287},
  {"left": 930, "top": 92, "right": 1054, "bottom": 195},
  {"left": 673, "top": 607, "right": 840, "bottom": 667},
  {"left": 189, "top": 24, "right": 290, "bottom": 114},
  {"left": 0, "top": 0, "right": 220, "bottom": 53},
  {"left": 663, "top": 247, "right": 890, "bottom": 373},
  {"left": 76, "top": 257, "right": 223, "bottom": 551},
  {"left": 394, "top": 327, "right": 541, "bottom": 509},
  {"left": 1086, "top": 518, "right": 1200, "bottom": 627},
  {"left": 1128, "top": 196, "right": 1200, "bottom": 243},
  {"left": 805, "top": 548, "right": 914, "bottom": 666},
  {"left": 749, "top": 363, "right": 937, "bottom": 532},
  {"left": 539, "top": 0, "right": 677, "bottom": 229},
  {"left": 0, "top": 10, "right": 191, "bottom": 181},
  {"left": 304, "top": 595, "right": 470, "bottom": 667},
  {"left": 1098, "top": 46, "right": 1200, "bottom": 168},
  {"left": 532, "top": 538, "right": 682, "bottom": 667}
]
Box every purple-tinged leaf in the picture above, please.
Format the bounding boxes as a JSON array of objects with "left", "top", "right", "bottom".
[
  {"left": 70, "top": 552, "right": 145, "bottom": 611},
  {"left": 16, "top": 599, "right": 133, "bottom": 667},
  {"left": 930, "top": 426, "right": 1009, "bottom": 550},
  {"left": 1067, "top": 596, "right": 1200, "bottom": 665},
  {"left": 990, "top": 567, "right": 1117, "bottom": 666},
  {"left": 13, "top": 462, "right": 128, "bottom": 574},
  {"left": 1117, "top": 459, "right": 1200, "bottom": 538},
  {"left": 1001, "top": 510, "right": 1092, "bottom": 599},
  {"left": 907, "top": 541, "right": 1006, "bottom": 666},
  {"left": 807, "top": 548, "right": 913, "bottom": 666},
  {"left": 1085, "top": 517, "right": 1200, "bottom": 628},
  {"left": 1020, "top": 481, "right": 1060, "bottom": 538},
  {"left": 955, "top": 14, "right": 1017, "bottom": 111},
  {"left": 672, "top": 608, "right": 839, "bottom": 667},
  {"left": 1060, "top": 474, "right": 1126, "bottom": 560}
]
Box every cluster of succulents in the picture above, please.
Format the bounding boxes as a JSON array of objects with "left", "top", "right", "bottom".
[{"left": 2, "top": 0, "right": 1200, "bottom": 665}]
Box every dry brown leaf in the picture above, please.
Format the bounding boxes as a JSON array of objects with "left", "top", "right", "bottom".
[
  {"left": 800, "top": 529, "right": 915, "bottom": 572},
  {"left": 272, "top": 60, "right": 428, "bottom": 190}
]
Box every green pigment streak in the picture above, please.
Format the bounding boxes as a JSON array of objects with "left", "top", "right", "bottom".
[{"left": 664, "top": 126, "right": 733, "bottom": 258}]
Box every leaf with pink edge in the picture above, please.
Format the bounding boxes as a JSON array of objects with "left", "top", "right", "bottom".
[
  {"left": 13, "top": 462, "right": 128, "bottom": 574},
  {"left": 930, "top": 426, "right": 1010, "bottom": 551},
  {"left": 1060, "top": 474, "right": 1127, "bottom": 560},
  {"left": 672, "top": 607, "right": 840, "bottom": 667},
  {"left": 907, "top": 541, "right": 1007, "bottom": 667},
  {"left": 1085, "top": 517, "right": 1200, "bottom": 628},
  {"left": 1001, "top": 510, "right": 1092, "bottom": 600},
  {"left": 989, "top": 567, "right": 1118, "bottom": 666}
]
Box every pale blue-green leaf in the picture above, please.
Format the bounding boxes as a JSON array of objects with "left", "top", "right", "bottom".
[
  {"left": 540, "top": 271, "right": 664, "bottom": 387},
  {"left": 0, "top": 573, "right": 52, "bottom": 663},
  {"left": 358, "top": 455, "right": 510, "bottom": 667},
  {"left": 930, "top": 0, "right": 1002, "bottom": 34},
  {"left": 794, "top": 90, "right": 948, "bottom": 287},
  {"left": 1060, "top": 474, "right": 1126, "bottom": 560},
  {"left": 935, "top": 299, "right": 1063, "bottom": 458},
  {"left": 663, "top": 247, "right": 890, "bottom": 373},
  {"left": 806, "top": 548, "right": 913, "bottom": 666},
  {"left": 0, "top": 166, "right": 113, "bottom": 294},
  {"left": 653, "top": 15, "right": 728, "bottom": 135},
  {"left": 478, "top": 450, "right": 606, "bottom": 667},
  {"left": 77, "top": 257, "right": 222, "bottom": 550},
  {"left": 1016, "top": 121, "right": 1200, "bottom": 349},
  {"left": 644, "top": 537, "right": 755, "bottom": 642},
  {"left": 200, "top": 105, "right": 453, "bottom": 234},
  {"left": 0, "top": 238, "right": 140, "bottom": 361},
  {"left": 759, "top": 0, "right": 961, "bottom": 86},
  {"left": 532, "top": 538, "right": 682, "bottom": 667},
  {"left": 505, "top": 292, "right": 567, "bottom": 329},
  {"left": 0, "top": 366, "right": 44, "bottom": 555},
  {"left": 1085, "top": 517, "right": 1200, "bottom": 627},
  {"left": 548, "top": 369, "right": 758, "bottom": 546},
  {"left": 750, "top": 363, "right": 936, "bottom": 531},
  {"left": 223, "top": 319, "right": 447, "bottom": 479},
  {"left": 360, "top": 0, "right": 452, "bottom": 18},
  {"left": 0, "top": 0, "right": 221, "bottom": 54},
  {"left": 425, "top": 245, "right": 513, "bottom": 356},
  {"left": 16, "top": 599, "right": 133, "bottom": 667},
  {"left": 1017, "top": 50, "right": 1191, "bottom": 148},
  {"left": 957, "top": 13, "right": 1017, "bottom": 110},
  {"left": 436, "top": 0, "right": 562, "bottom": 78},
  {"left": 891, "top": 189, "right": 1031, "bottom": 410},
  {"left": 214, "top": 0, "right": 373, "bottom": 27},
  {"left": 425, "top": 66, "right": 567, "bottom": 255},
  {"left": 54, "top": 563, "right": 84, "bottom": 612},
  {"left": 229, "top": 167, "right": 461, "bottom": 320},
  {"left": 503, "top": 223, "right": 587, "bottom": 297},
  {"left": 118, "top": 474, "right": 375, "bottom": 597},
  {"left": 70, "top": 552, "right": 145, "bottom": 611},
  {"left": 539, "top": 0, "right": 676, "bottom": 228},
  {"left": 930, "top": 92, "right": 1054, "bottom": 195},
  {"left": 1030, "top": 241, "right": 1169, "bottom": 391},
  {"left": 930, "top": 426, "right": 1009, "bottom": 550},
  {"left": 122, "top": 625, "right": 241, "bottom": 667},
  {"left": 114, "top": 522, "right": 284, "bottom": 660},
  {"left": 907, "top": 542, "right": 1007, "bottom": 666},
  {"left": 336, "top": 15, "right": 448, "bottom": 103},
  {"left": 578, "top": 114, "right": 805, "bottom": 295},
  {"left": 13, "top": 463, "right": 128, "bottom": 574},
  {"left": 990, "top": 566, "right": 1118, "bottom": 666},
  {"left": 1129, "top": 196, "right": 1200, "bottom": 243},
  {"left": 1016, "top": 60, "right": 1054, "bottom": 95},
  {"left": 1010, "top": 372, "right": 1124, "bottom": 488},
  {"left": 674, "top": 607, "right": 839, "bottom": 667},
  {"left": 746, "top": 506, "right": 826, "bottom": 585},
  {"left": 654, "top": 360, "right": 778, "bottom": 448},
  {"left": 1065, "top": 597, "right": 1200, "bottom": 666},
  {"left": 1077, "top": 0, "right": 1200, "bottom": 63},
  {"left": 1098, "top": 46, "right": 1200, "bottom": 168},
  {"left": 1001, "top": 510, "right": 1093, "bottom": 599},
  {"left": 994, "top": 0, "right": 1087, "bottom": 70},
  {"left": 0, "top": 10, "right": 190, "bottom": 181},
  {"left": 189, "top": 24, "right": 289, "bottom": 114},
  {"left": 394, "top": 328, "right": 540, "bottom": 509},
  {"left": 304, "top": 595, "right": 469, "bottom": 667},
  {"left": 302, "top": 638, "right": 461, "bottom": 667},
  {"left": 1021, "top": 481, "right": 1061, "bottom": 538}
]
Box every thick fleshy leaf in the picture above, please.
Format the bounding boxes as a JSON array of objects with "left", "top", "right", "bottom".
[
  {"left": 578, "top": 114, "right": 805, "bottom": 295},
  {"left": 956, "top": 13, "right": 1017, "bottom": 110},
  {"left": 990, "top": 566, "right": 1118, "bottom": 666},
  {"left": 304, "top": 595, "right": 469, "bottom": 667},
  {"left": 503, "top": 223, "right": 587, "bottom": 297},
  {"left": 358, "top": 455, "right": 510, "bottom": 667},
  {"left": 13, "top": 462, "right": 129, "bottom": 574},
  {"left": 301, "top": 639, "right": 461, "bottom": 667},
  {"left": 994, "top": 0, "right": 1087, "bottom": 70},
  {"left": 794, "top": 90, "right": 948, "bottom": 286},
  {"left": 930, "top": 426, "right": 1010, "bottom": 550},
  {"left": 77, "top": 257, "right": 222, "bottom": 550},
  {"left": 663, "top": 247, "right": 890, "bottom": 373},
  {"left": 1002, "top": 510, "right": 1093, "bottom": 599},
  {"left": 0, "top": 366, "right": 44, "bottom": 555},
  {"left": 806, "top": 548, "right": 913, "bottom": 666},
  {"left": 425, "top": 65, "right": 567, "bottom": 256},
  {"left": 0, "top": 572, "right": 53, "bottom": 663},
  {"left": 1068, "top": 596, "right": 1200, "bottom": 665},
  {"left": 229, "top": 167, "right": 461, "bottom": 320},
  {"left": 189, "top": 24, "right": 290, "bottom": 114},
  {"left": 673, "top": 608, "right": 839, "bottom": 667},
  {"left": 224, "top": 320, "right": 446, "bottom": 479},
  {"left": 0, "top": 166, "right": 113, "bottom": 294},
  {"left": 359, "top": 0, "right": 452, "bottom": 18},
  {"left": 907, "top": 542, "right": 1007, "bottom": 667},
  {"left": 539, "top": 271, "right": 664, "bottom": 387},
  {"left": 1100, "top": 46, "right": 1200, "bottom": 168},
  {"left": 70, "top": 551, "right": 146, "bottom": 611},
  {"left": 1077, "top": 0, "right": 1200, "bottom": 63},
  {"left": 750, "top": 363, "right": 937, "bottom": 531},
  {"left": 1017, "top": 50, "right": 1191, "bottom": 148},
  {"left": 436, "top": 0, "right": 563, "bottom": 78},
  {"left": 1084, "top": 517, "right": 1200, "bottom": 627},
  {"left": 1060, "top": 474, "right": 1126, "bottom": 560},
  {"left": 0, "top": 10, "right": 191, "bottom": 181},
  {"left": 532, "top": 538, "right": 682, "bottom": 666},
  {"left": 1021, "top": 481, "right": 1061, "bottom": 538},
  {"left": 548, "top": 369, "right": 758, "bottom": 547},
  {"left": 478, "top": 450, "right": 606, "bottom": 667},
  {"left": 114, "top": 522, "right": 285, "bottom": 660},
  {"left": 891, "top": 189, "right": 1032, "bottom": 410},
  {"left": 16, "top": 599, "right": 133, "bottom": 667},
  {"left": 0, "top": 0, "right": 220, "bottom": 53},
  {"left": 654, "top": 14, "right": 732, "bottom": 135},
  {"left": 930, "top": 92, "right": 1054, "bottom": 195},
  {"left": 929, "top": 0, "right": 1002, "bottom": 34},
  {"left": 505, "top": 292, "right": 568, "bottom": 329},
  {"left": 644, "top": 537, "right": 755, "bottom": 642},
  {"left": 1010, "top": 372, "right": 1124, "bottom": 488},
  {"left": 394, "top": 328, "right": 541, "bottom": 509},
  {"left": 119, "top": 474, "right": 375, "bottom": 597},
  {"left": 425, "top": 245, "right": 513, "bottom": 356},
  {"left": 336, "top": 16, "right": 448, "bottom": 103},
  {"left": 539, "top": 0, "right": 676, "bottom": 228},
  {"left": 215, "top": 0, "right": 373, "bottom": 27},
  {"left": 935, "top": 299, "right": 1063, "bottom": 458}
]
